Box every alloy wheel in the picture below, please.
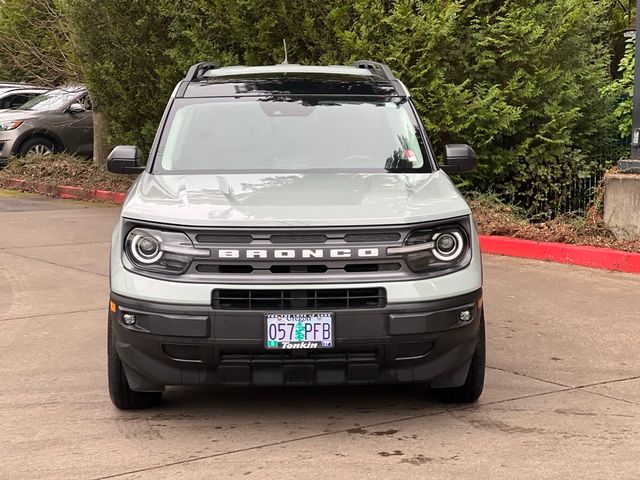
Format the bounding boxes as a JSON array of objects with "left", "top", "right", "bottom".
[{"left": 28, "top": 144, "right": 53, "bottom": 155}]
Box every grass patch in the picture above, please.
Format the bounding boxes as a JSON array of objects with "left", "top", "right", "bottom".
[
  {"left": 0, "top": 154, "right": 136, "bottom": 192},
  {"left": 0, "top": 188, "right": 29, "bottom": 197}
]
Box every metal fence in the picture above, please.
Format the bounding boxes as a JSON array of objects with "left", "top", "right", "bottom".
[
  {"left": 557, "top": 159, "right": 610, "bottom": 216},
  {"left": 535, "top": 144, "right": 627, "bottom": 218}
]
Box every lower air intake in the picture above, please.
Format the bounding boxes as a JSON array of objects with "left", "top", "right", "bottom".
[{"left": 212, "top": 288, "right": 387, "bottom": 310}]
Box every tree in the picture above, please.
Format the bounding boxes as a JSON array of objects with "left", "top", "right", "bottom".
[
  {"left": 62, "top": 0, "right": 178, "bottom": 165},
  {"left": 603, "top": 37, "right": 635, "bottom": 141},
  {"left": 0, "top": 0, "right": 78, "bottom": 85},
  {"left": 158, "top": 0, "right": 346, "bottom": 69}
]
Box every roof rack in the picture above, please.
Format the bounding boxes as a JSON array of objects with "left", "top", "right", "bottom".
[
  {"left": 184, "top": 61, "right": 220, "bottom": 82},
  {"left": 353, "top": 60, "right": 395, "bottom": 81}
]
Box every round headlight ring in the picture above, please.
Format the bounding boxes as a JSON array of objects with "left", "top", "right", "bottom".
[
  {"left": 432, "top": 231, "right": 464, "bottom": 261},
  {"left": 130, "top": 233, "right": 162, "bottom": 264}
]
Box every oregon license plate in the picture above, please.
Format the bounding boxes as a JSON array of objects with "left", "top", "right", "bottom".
[{"left": 265, "top": 313, "right": 334, "bottom": 349}]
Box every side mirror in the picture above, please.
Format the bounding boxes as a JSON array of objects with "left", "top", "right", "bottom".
[
  {"left": 441, "top": 144, "right": 477, "bottom": 174},
  {"left": 67, "top": 103, "right": 86, "bottom": 114},
  {"left": 107, "top": 145, "right": 145, "bottom": 174}
]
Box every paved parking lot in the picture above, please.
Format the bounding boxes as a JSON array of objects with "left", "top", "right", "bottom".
[{"left": 1, "top": 189, "right": 639, "bottom": 479}]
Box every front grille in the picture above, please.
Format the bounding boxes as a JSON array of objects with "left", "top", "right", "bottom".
[
  {"left": 344, "top": 263, "right": 401, "bottom": 273},
  {"left": 344, "top": 232, "right": 401, "bottom": 243},
  {"left": 122, "top": 218, "right": 471, "bottom": 284},
  {"left": 269, "top": 234, "right": 327, "bottom": 244},
  {"left": 212, "top": 288, "right": 387, "bottom": 310},
  {"left": 195, "top": 233, "right": 253, "bottom": 244},
  {"left": 196, "top": 264, "right": 254, "bottom": 273},
  {"left": 184, "top": 224, "right": 413, "bottom": 284},
  {"left": 195, "top": 263, "right": 401, "bottom": 275}
]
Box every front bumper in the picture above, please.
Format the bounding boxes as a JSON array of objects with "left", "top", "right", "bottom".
[
  {"left": 0, "top": 131, "right": 19, "bottom": 164},
  {"left": 110, "top": 289, "right": 483, "bottom": 391}
]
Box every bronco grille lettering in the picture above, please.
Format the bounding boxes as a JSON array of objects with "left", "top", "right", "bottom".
[{"left": 212, "top": 248, "right": 381, "bottom": 259}]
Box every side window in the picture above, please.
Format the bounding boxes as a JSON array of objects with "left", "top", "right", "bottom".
[
  {"left": 0, "top": 94, "right": 19, "bottom": 109},
  {"left": 9, "top": 94, "right": 29, "bottom": 108},
  {"left": 0, "top": 95, "right": 11, "bottom": 109}
]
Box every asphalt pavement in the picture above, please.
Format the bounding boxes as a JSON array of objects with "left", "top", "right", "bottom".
[{"left": 0, "top": 189, "right": 638, "bottom": 479}]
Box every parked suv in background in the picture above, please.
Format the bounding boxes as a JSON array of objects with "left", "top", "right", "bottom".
[
  {"left": 106, "top": 61, "right": 485, "bottom": 409},
  {"left": 0, "top": 84, "right": 93, "bottom": 166},
  {"left": 0, "top": 85, "right": 50, "bottom": 112}
]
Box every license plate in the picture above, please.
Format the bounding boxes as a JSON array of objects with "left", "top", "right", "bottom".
[{"left": 265, "top": 313, "right": 334, "bottom": 349}]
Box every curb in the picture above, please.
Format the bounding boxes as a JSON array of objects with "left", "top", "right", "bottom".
[
  {"left": 0, "top": 177, "right": 126, "bottom": 204},
  {"left": 1, "top": 177, "right": 638, "bottom": 273},
  {"left": 479, "top": 235, "right": 640, "bottom": 274}
]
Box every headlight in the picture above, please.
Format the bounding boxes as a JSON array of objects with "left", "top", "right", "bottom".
[
  {"left": 387, "top": 226, "right": 470, "bottom": 273},
  {"left": 125, "top": 228, "right": 209, "bottom": 274},
  {"left": 0, "top": 120, "right": 23, "bottom": 131},
  {"left": 432, "top": 231, "right": 464, "bottom": 261}
]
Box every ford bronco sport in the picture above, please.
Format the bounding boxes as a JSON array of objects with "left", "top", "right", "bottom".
[{"left": 106, "top": 61, "right": 485, "bottom": 409}]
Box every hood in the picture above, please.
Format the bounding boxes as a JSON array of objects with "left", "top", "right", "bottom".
[
  {"left": 122, "top": 171, "right": 471, "bottom": 227},
  {"left": 0, "top": 109, "right": 43, "bottom": 121}
]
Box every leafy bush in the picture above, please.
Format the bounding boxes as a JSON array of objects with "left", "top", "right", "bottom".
[{"left": 602, "top": 37, "right": 634, "bottom": 142}]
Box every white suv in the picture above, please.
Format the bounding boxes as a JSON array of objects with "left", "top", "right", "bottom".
[{"left": 106, "top": 61, "right": 485, "bottom": 409}]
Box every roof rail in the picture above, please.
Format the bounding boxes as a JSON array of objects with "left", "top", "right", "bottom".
[
  {"left": 185, "top": 61, "right": 220, "bottom": 82},
  {"left": 353, "top": 60, "right": 395, "bottom": 81}
]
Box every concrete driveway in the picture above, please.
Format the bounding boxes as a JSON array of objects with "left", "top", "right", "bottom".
[{"left": 1, "top": 189, "right": 638, "bottom": 480}]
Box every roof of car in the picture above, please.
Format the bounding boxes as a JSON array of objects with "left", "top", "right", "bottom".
[
  {"left": 0, "top": 82, "right": 45, "bottom": 88},
  {"left": 176, "top": 61, "right": 408, "bottom": 98},
  {"left": 202, "top": 64, "right": 375, "bottom": 80},
  {"left": 0, "top": 88, "right": 49, "bottom": 95}
]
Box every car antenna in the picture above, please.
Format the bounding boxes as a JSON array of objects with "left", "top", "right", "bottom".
[{"left": 282, "top": 39, "right": 289, "bottom": 65}]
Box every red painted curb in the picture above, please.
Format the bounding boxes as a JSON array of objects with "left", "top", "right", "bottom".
[
  {"left": 58, "top": 185, "right": 88, "bottom": 200},
  {"left": 94, "top": 189, "right": 126, "bottom": 203},
  {"left": 480, "top": 235, "right": 640, "bottom": 273},
  {"left": 0, "top": 177, "right": 126, "bottom": 204},
  {"left": 5, "top": 178, "right": 26, "bottom": 188}
]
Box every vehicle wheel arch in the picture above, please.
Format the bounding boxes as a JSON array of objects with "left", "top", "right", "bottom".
[{"left": 13, "top": 130, "right": 64, "bottom": 156}]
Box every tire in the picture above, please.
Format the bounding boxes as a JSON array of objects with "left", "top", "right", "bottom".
[
  {"left": 431, "top": 313, "right": 486, "bottom": 404},
  {"left": 108, "top": 319, "right": 162, "bottom": 410},
  {"left": 18, "top": 137, "right": 55, "bottom": 157}
]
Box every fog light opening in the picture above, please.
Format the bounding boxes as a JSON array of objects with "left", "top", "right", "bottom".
[
  {"left": 122, "top": 313, "right": 137, "bottom": 326},
  {"left": 459, "top": 310, "right": 472, "bottom": 323}
]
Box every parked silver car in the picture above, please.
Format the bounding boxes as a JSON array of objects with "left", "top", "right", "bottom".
[
  {"left": 0, "top": 85, "right": 93, "bottom": 166},
  {"left": 0, "top": 86, "right": 50, "bottom": 112}
]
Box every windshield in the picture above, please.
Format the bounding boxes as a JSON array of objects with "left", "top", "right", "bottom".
[
  {"left": 19, "top": 87, "right": 82, "bottom": 111},
  {"left": 155, "top": 98, "right": 432, "bottom": 173}
]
